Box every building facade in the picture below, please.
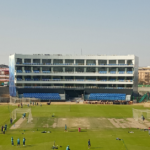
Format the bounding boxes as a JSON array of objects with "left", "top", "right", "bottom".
[
  {"left": 9, "top": 54, "right": 139, "bottom": 100},
  {"left": 138, "top": 67, "right": 150, "bottom": 85},
  {"left": 0, "top": 65, "right": 9, "bottom": 85}
]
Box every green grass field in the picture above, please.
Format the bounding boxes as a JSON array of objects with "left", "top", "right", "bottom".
[{"left": 0, "top": 104, "right": 150, "bottom": 150}]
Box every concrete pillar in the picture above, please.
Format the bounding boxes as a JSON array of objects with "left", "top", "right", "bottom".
[
  {"left": 116, "top": 68, "right": 118, "bottom": 73},
  {"left": 107, "top": 60, "right": 109, "bottom": 65},
  {"left": 31, "top": 59, "right": 33, "bottom": 64},
  {"left": 22, "top": 59, "right": 24, "bottom": 64},
  {"left": 125, "top": 68, "right": 127, "bottom": 73},
  {"left": 22, "top": 66, "right": 24, "bottom": 72},
  {"left": 107, "top": 68, "right": 109, "bottom": 73},
  {"left": 74, "top": 67, "right": 76, "bottom": 72},
  {"left": 51, "top": 59, "right": 53, "bottom": 64},
  {"left": 31, "top": 66, "right": 33, "bottom": 73},
  {"left": 96, "top": 60, "right": 98, "bottom": 66},
  {"left": 74, "top": 59, "right": 76, "bottom": 64},
  {"left": 84, "top": 59, "right": 86, "bottom": 65},
  {"left": 84, "top": 67, "right": 86, "bottom": 72},
  {"left": 51, "top": 67, "right": 53, "bottom": 72},
  {"left": 40, "top": 67, "right": 42, "bottom": 73},
  {"left": 116, "top": 60, "right": 118, "bottom": 65},
  {"left": 63, "top": 59, "right": 65, "bottom": 64},
  {"left": 125, "top": 60, "right": 127, "bottom": 65},
  {"left": 96, "top": 68, "right": 98, "bottom": 73},
  {"left": 63, "top": 67, "right": 65, "bottom": 72}
]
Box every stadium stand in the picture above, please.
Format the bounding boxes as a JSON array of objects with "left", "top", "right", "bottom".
[
  {"left": 89, "top": 93, "right": 126, "bottom": 100},
  {"left": 23, "top": 93, "right": 61, "bottom": 100}
]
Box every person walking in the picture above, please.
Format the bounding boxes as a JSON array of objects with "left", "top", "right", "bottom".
[
  {"left": 11, "top": 137, "right": 14, "bottom": 146},
  {"left": 23, "top": 137, "right": 26, "bottom": 146},
  {"left": 65, "top": 124, "right": 67, "bottom": 131},
  {"left": 17, "top": 138, "right": 20, "bottom": 146},
  {"left": 88, "top": 139, "right": 91, "bottom": 149}
]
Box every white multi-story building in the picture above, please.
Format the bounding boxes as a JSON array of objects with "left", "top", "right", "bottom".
[{"left": 9, "top": 54, "right": 138, "bottom": 101}]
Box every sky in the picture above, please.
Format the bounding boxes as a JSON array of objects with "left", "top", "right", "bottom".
[{"left": 0, "top": 0, "right": 150, "bottom": 66}]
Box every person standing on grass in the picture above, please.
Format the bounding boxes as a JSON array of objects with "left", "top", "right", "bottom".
[
  {"left": 66, "top": 145, "right": 70, "bottom": 150},
  {"left": 10, "top": 118, "right": 13, "bottom": 124},
  {"left": 141, "top": 115, "right": 145, "bottom": 121},
  {"left": 11, "top": 137, "right": 14, "bottom": 146},
  {"left": 5, "top": 124, "right": 7, "bottom": 131},
  {"left": 88, "top": 139, "right": 91, "bottom": 149},
  {"left": 17, "top": 138, "right": 20, "bottom": 146},
  {"left": 23, "top": 137, "right": 26, "bottom": 146},
  {"left": 65, "top": 124, "right": 67, "bottom": 131}
]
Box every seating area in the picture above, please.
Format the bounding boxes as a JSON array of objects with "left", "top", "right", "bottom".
[
  {"left": 89, "top": 93, "right": 126, "bottom": 100},
  {"left": 87, "top": 63, "right": 96, "bottom": 65},
  {"left": 119, "top": 71, "right": 125, "bottom": 74},
  {"left": 99, "top": 71, "right": 107, "bottom": 74},
  {"left": 33, "top": 71, "right": 40, "bottom": 73},
  {"left": 127, "top": 71, "right": 133, "bottom": 74},
  {"left": 17, "top": 70, "right": 22, "bottom": 73},
  {"left": 23, "top": 93, "right": 61, "bottom": 100},
  {"left": 17, "top": 78, "right": 22, "bottom": 81},
  {"left": 42, "top": 71, "right": 50, "bottom": 73},
  {"left": 110, "top": 71, "right": 116, "bottom": 74},
  {"left": 25, "top": 70, "right": 31, "bottom": 73}
]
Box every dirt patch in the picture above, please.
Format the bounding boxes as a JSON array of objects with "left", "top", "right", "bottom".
[
  {"left": 43, "top": 124, "right": 49, "bottom": 128},
  {"left": 108, "top": 118, "right": 150, "bottom": 129},
  {"left": 10, "top": 118, "right": 26, "bottom": 129}
]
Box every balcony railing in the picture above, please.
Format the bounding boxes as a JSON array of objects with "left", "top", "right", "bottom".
[
  {"left": 16, "top": 62, "right": 134, "bottom": 66},
  {"left": 16, "top": 86, "right": 133, "bottom": 89},
  {"left": 15, "top": 79, "right": 133, "bottom": 82},
  {"left": 15, "top": 70, "right": 134, "bottom": 74}
]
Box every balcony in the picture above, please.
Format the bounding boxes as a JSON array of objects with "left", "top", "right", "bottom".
[{"left": 16, "top": 85, "right": 133, "bottom": 89}]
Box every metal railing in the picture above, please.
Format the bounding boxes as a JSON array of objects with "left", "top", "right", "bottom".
[
  {"left": 16, "top": 86, "right": 133, "bottom": 89},
  {"left": 15, "top": 79, "right": 133, "bottom": 82}
]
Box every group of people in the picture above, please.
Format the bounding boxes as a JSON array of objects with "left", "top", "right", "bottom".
[
  {"left": 1, "top": 124, "right": 7, "bottom": 134},
  {"left": 11, "top": 137, "right": 26, "bottom": 146}
]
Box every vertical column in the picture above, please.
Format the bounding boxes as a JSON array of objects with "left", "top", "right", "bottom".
[
  {"left": 74, "top": 59, "right": 76, "bottom": 64},
  {"left": 31, "top": 66, "right": 33, "bottom": 73},
  {"left": 40, "top": 66, "right": 42, "bottom": 73},
  {"left": 116, "top": 68, "right": 118, "bottom": 73},
  {"left": 107, "top": 60, "right": 109, "bottom": 65},
  {"left": 22, "top": 66, "right": 24, "bottom": 72},
  {"left": 84, "top": 67, "right": 86, "bottom": 72},
  {"left": 107, "top": 68, "right": 109, "bottom": 73},
  {"left": 96, "top": 60, "right": 98, "bottom": 66},
  {"left": 31, "top": 59, "right": 33, "bottom": 64},
  {"left": 96, "top": 67, "right": 98, "bottom": 73},
  {"left": 51, "top": 67, "right": 53, "bottom": 72},
  {"left": 125, "top": 59, "right": 127, "bottom": 65},
  {"left": 63, "top": 59, "right": 65, "bottom": 64},
  {"left": 116, "top": 60, "right": 118, "bottom": 65},
  {"left": 51, "top": 59, "right": 53, "bottom": 65},
  {"left": 84, "top": 59, "right": 86, "bottom": 65},
  {"left": 40, "top": 59, "right": 42, "bottom": 64},
  {"left": 63, "top": 67, "right": 65, "bottom": 72},
  {"left": 125, "top": 67, "right": 127, "bottom": 73},
  {"left": 22, "top": 58, "right": 24, "bottom": 64},
  {"left": 74, "top": 67, "right": 76, "bottom": 72}
]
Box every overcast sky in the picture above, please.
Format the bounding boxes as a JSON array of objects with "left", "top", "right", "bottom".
[{"left": 0, "top": 0, "right": 150, "bottom": 66}]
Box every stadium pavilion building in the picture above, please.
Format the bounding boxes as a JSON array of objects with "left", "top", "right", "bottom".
[{"left": 9, "top": 54, "right": 138, "bottom": 101}]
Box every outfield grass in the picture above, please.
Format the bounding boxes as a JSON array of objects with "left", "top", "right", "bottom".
[{"left": 0, "top": 104, "right": 150, "bottom": 150}]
